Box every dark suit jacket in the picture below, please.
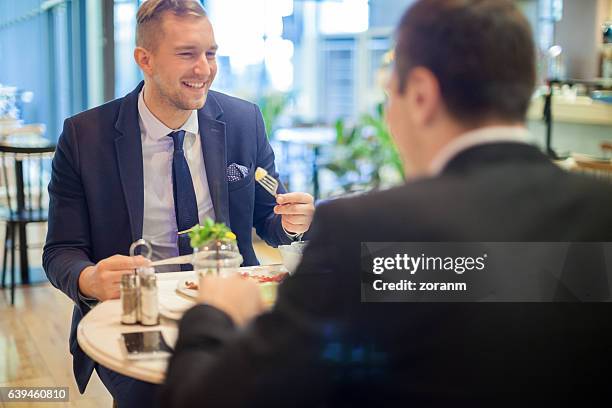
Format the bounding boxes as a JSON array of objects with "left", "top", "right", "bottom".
[
  {"left": 160, "top": 142, "right": 612, "bottom": 407},
  {"left": 43, "top": 82, "right": 294, "bottom": 392}
]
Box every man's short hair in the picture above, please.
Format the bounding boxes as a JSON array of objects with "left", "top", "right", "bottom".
[
  {"left": 136, "top": 0, "right": 207, "bottom": 50},
  {"left": 395, "top": 0, "right": 536, "bottom": 124}
]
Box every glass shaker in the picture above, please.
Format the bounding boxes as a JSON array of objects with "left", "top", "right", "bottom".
[
  {"left": 120, "top": 274, "right": 139, "bottom": 325},
  {"left": 140, "top": 273, "right": 159, "bottom": 326}
]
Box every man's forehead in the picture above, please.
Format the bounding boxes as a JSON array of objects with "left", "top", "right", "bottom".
[
  {"left": 159, "top": 13, "right": 216, "bottom": 45},
  {"left": 160, "top": 12, "right": 213, "bottom": 33}
]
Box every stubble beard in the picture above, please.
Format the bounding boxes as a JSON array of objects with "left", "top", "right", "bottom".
[{"left": 153, "top": 74, "right": 208, "bottom": 113}]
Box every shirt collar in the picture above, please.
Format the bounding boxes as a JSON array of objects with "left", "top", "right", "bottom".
[
  {"left": 428, "top": 125, "right": 530, "bottom": 176},
  {"left": 138, "top": 88, "right": 199, "bottom": 141}
]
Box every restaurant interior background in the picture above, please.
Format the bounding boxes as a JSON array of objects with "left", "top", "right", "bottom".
[{"left": 0, "top": 0, "right": 611, "bottom": 406}]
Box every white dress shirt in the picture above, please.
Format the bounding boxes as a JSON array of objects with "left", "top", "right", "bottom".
[
  {"left": 138, "top": 89, "right": 215, "bottom": 261},
  {"left": 427, "top": 126, "right": 530, "bottom": 177}
]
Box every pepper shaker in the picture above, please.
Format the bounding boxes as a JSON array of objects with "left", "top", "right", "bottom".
[{"left": 120, "top": 274, "right": 139, "bottom": 325}]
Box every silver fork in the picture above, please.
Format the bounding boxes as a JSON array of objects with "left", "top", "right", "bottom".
[{"left": 255, "top": 167, "right": 279, "bottom": 197}]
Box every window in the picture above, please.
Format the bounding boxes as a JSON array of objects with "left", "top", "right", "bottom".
[
  {"left": 319, "top": 37, "right": 356, "bottom": 122},
  {"left": 114, "top": 0, "right": 141, "bottom": 98},
  {"left": 0, "top": 0, "right": 87, "bottom": 140}
]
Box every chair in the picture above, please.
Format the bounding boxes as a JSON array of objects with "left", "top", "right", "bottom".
[
  {"left": 571, "top": 156, "right": 612, "bottom": 184},
  {"left": 0, "top": 138, "right": 55, "bottom": 305},
  {"left": 601, "top": 142, "right": 612, "bottom": 159}
]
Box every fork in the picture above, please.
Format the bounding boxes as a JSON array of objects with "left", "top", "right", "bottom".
[
  {"left": 255, "top": 167, "right": 279, "bottom": 197},
  {"left": 150, "top": 254, "right": 193, "bottom": 267},
  {"left": 255, "top": 167, "right": 304, "bottom": 241}
]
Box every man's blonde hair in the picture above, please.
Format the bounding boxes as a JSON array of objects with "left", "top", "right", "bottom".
[{"left": 136, "top": 0, "right": 207, "bottom": 50}]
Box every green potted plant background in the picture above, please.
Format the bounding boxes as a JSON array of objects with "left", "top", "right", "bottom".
[
  {"left": 258, "top": 92, "right": 292, "bottom": 140},
  {"left": 323, "top": 102, "right": 404, "bottom": 194}
]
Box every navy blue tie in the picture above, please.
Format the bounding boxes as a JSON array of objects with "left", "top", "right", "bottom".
[{"left": 168, "top": 130, "right": 198, "bottom": 258}]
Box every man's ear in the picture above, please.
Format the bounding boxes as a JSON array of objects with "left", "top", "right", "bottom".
[
  {"left": 134, "top": 47, "right": 153, "bottom": 76},
  {"left": 405, "top": 67, "right": 441, "bottom": 127}
]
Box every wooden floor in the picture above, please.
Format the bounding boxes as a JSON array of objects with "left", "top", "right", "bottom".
[{"left": 0, "top": 227, "right": 281, "bottom": 408}]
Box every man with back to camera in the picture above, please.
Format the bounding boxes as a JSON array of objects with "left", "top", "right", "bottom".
[
  {"left": 160, "top": 0, "right": 612, "bottom": 406},
  {"left": 42, "top": 0, "right": 314, "bottom": 406}
]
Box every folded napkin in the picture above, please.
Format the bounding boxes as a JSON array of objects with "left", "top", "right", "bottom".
[{"left": 226, "top": 163, "right": 250, "bottom": 182}]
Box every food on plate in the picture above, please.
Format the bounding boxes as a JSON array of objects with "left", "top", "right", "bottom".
[
  {"left": 185, "top": 280, "right": 198, "bottom": 290},
  {"left": 183, "top": 271, "right": 288, "bottom": 291},
  {"left": 241, "top": 271, "right": 288, "bottom": 283}
]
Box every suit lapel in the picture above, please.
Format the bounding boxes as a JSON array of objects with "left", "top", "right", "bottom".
[
  {"left": 198, "top": 92, "right": 230, "bottom": 226},
  {"left": 114, "top": 82, "right": 145, "bottom": 242}
]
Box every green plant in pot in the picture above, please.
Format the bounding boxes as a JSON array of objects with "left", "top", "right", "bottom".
[
  {"left": 187, "top": 218, "right": 242, "bottom": 276},
  {"left": 323, "top": 118, "right": 370, "bottom": 193},
  {"left": 360, "top": 102, "right": 404, "bottom": 186},
  {"left": 258, "top": 92, "right": 291, "bottom": 140},
  {"left": 324, "top": 103, "right": 404, "bottom": 195}
]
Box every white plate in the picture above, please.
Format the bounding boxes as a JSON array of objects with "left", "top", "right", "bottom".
[
  {"left": 159, "top": 303, "right": 190, "bottom": 321},
  {"left": 157, "top": 278, "right": 196, "bottom": 320},
  {"left": 176, "top": 279, "right": 198, "bottom": 299},
  {"left": 175, "top": 264, "right": 289, "bottom": 300}
]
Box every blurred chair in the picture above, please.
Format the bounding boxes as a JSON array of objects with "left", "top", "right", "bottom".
[
  {"left": 571, "top": 155, "right": 612, "bottom": 184},
  {"left": 601, "top": 142, "right": 612, "bottom": 159},
  {"left": 0, "top": 136, "right": 55, "bottom": 305}
]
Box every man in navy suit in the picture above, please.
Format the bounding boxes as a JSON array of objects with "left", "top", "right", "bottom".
[{"left": 42, "top": 0, "right": 313, "bottom": 406}]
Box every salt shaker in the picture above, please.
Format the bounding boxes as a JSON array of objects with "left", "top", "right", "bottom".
[
  {"left": 120, "top": 274, "right": 139, "bottom": 325},
  {"left": 139, "top": 273, "right": 159, "bottom": 326}
]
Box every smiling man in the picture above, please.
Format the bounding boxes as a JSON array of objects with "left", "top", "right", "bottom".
[{"left": 43, "top": 1, "right": 313, "bottom": 406}]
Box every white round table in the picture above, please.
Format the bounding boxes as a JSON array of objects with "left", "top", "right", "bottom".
[
  {"left": 77, "top": 265, "right": 286, "bottom": 383},
  {"left": 77, "top": 271, "right": 194, "bottom": 384}
]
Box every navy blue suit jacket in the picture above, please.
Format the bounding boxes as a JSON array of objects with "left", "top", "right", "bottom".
[{"left": 43, "top": 82, "right": 294, "bottom": 392}]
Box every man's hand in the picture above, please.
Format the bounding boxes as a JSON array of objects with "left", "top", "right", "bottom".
[
  {"left": 78, "top": 255, "right": 150, "bottom": 301},
  {"left": 274, "top": 192, "right": 314, "bottom": 234},
  {"left": 197, "top": 275, "right": 265, "bottom": 325}
]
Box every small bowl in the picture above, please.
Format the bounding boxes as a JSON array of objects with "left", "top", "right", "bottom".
[{"left": 278, "top": 241, "right": 307, "bottom": 274}]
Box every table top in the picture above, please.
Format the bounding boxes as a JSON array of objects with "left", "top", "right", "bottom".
[
  {"left": 77, "top": 271, "right": 193, "bottom": 384},
  {"left": 77, "top": 266, "right": 287, "bottom": 384},
  {"left": 274, "top": 126, "right": 336, "bottom": 145},
  {"left": 0, "top": 134, "right": 55, "bottom": 153}
]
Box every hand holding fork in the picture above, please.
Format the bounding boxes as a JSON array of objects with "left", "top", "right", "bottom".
[{"left": 255, "top": 167, "right": 314, "bottom": 236}]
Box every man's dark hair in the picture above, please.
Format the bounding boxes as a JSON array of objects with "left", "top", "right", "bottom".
[{"left": 395, "top": 0, "right": 536, "bottom": 124}]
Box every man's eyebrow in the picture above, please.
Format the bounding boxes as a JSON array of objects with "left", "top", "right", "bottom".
[
  {"left": 174, "top": 45, "right": 198, "bottom": 51},
  {"left": 174, "top": 44, "right": 218, "bottom": 51}
]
